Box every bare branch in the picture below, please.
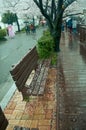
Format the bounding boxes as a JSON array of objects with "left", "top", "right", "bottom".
[
  {"left": 45, "top": 0, "right": 49, "bottom": 12},
  {"left": 23, "top": 7, "right": 30, "bottom": 11},
  {"left": 64, "top": 0, "right": 76, "bottom": 9},
  {"left": 4, "top": 0, "right": 21, "bottom": 8},
  {"left": 33, "top": 0, "right": 40, "bottom": 8}
]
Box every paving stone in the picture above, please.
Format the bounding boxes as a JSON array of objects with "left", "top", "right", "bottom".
[
  {"left": 35, "top": 107, "right": 45, "bottom": 115},
  {"left": 5, "top": 64, "right": 57, "bottom": 130},
  {"left": 12, "top": 110, "right": 22, "bottom": 119},
  {"left": 4, "top": 109, "right": 13, "bottom": 114},
  {"left": 30, "top": 120, "right": 38, "bottom": 128},
  {"left": 38, "top": 126, "right": 51, "bottom": 130},
  {"left": 24, "top": 120, "right": 32, "bottom": 128},
  {"left": 38, "top": 120, "right": 51, "bottom": 126},
  {"left": 6, "top": 125, "right": 14, "bottom": 130},
  {"left": 21, "top": 114, "right": 29, "bottom": 120},
  {"left": 45, "top": 113, "right": 52, "bottom": 119},
  {"left": 57, "top": 32, "right": 86, "bottom": 130},
  {"left": 5, "top": 114, "right": 12, "bottom": 120},
  {"left": 9, "top": 119, "right": 20, "bottom": 125},
  {"left": 33, "top": 114, "right": 45, "bottom": 120},
  {"left": 18, "top": 120, "right": 26, "bottom": 127},
  {"left": 15, "top": 111, "right": 23, "bottom": 120},
  {"left": 31, "top": 128, "right": 39, "bottom": 130},
  {"left": 15, "top": 103, "right": 26, "bottom": 110},
  {"left": 6, "top": 101, "right": 16, "bottom": 110}
]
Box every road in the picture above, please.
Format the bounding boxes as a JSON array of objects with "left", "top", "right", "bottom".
[{"left": 0, "top": 27, "right": 45, "bottom": 102}]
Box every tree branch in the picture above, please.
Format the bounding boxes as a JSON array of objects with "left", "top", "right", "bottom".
[
  {"left": 4, "top": 0, "right": 21, "bottom": 8},
  {"left": 45, "top": 0, "right": 49, "bottom": 13},
  {"left": 23, "top": 7, "right": 30, "bottom": 11},
  {"left": 57, "top": 0, "right": 64, "bottom": 12},
  {"left": 51, "top": 0, "right": 54, "bottom": 19},
  {"left": 33, "top": 0, "right": 54, "bottom": 31},
  {"left": 64, "top": 0, "right": 76, "bottom": 9}
]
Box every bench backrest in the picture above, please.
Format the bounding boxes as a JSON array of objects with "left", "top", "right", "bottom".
[
  {"left": 10, "top": 46, "right": 39, "bottom": 91},
  {"left": 0, "top": 107, "right": 8, "bottom": 130}
]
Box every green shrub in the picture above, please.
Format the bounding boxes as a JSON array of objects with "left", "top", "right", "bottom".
[
  {"left": 0, "top": 29, "right": 7, "bottom": 39},
  {"left": 20, "top": 27, "right": 26, "bottom": 32},
  {"left": 37, "top": 30, "right": 55, "bottom": 59},
  {"left": 43, "top": 29, "right": 51, "bottom": 36},
  {"left": 51, "top": 52, "right": 57, "bottom": 66}
]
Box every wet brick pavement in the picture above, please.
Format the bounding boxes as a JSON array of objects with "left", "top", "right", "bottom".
[
  {"left": 57, "top": 32, "right": 86, "bottom": 130},
  {"left": 4, "top": 68, "right": 57, "bottom": 130},
  {"left": 3, "top": 31, "right": 86, "bottom": 130}
]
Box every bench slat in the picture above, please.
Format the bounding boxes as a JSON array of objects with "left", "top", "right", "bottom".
[
  {"left": 0, "top": 107, "right": 8, "bottom": 130},
  {"left": 10, "top": 47, "right": 38, "bottom": 91},
  {"left": 14, "top": 126, "right": 39, "bottom": 130},
  {"left": 14, "top": 126, "right": 30, "bottom": 130},
  {"left": 11, "top": 51, "right": 38, "bottom": 81},
  {"left": 31, "top": 128, "right": 39, "bottom": 130},
  {"left": 10, "top": 46, "right": 51, "bottom": 99},
  {"left": 31, "top": 67, "right": 45, "bottom": 95},
  {"left": 10, "top": 47, "right": 37, "bottom": 74},
  {"left": 26, "top": 60, "right": 50, "bottom": 96},
  {"left": 25, "top": 61, "right": 44, "bottom": 95},
  {"left": 15, "top": 56, "right": 38, "bottom": 91},
  {"left": 38, "top": 68, "right": 49, "bottom": 95}
]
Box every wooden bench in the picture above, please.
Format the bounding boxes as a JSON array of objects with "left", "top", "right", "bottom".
[
  {"left": 0, "top": 107, "right": 8, "bottom": 130},
  {"left": 14, "top": 126, "right": 39, "bottom": 130},
  {"left": 10, "top": 46, "right": 50, "bottom": 100}
]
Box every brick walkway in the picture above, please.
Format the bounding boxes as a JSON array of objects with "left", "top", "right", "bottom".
[
  {"left": 57, "top": 32, "right": 86, "bottom": 130},
  {"left": 3, "top": 31, "right": 86, "bottom": 130},
  {"left": 4, "top": 68, "right": 57, "bottom": 130}
]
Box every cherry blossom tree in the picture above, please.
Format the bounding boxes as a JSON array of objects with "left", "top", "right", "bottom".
[
  {"left": 33, "top": 0, "right": 76, "bottom": 52},
  {"left": 3, "top": 0, "right": 41, "bottom": 31},
  {"left": 3, "top": 0, "right": 21, "bottom": 31}
]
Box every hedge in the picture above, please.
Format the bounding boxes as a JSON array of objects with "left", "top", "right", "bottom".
[
  {"left": 0, "top": 29, "right": 7, "bottom": 39},
  {"left": 37, "top": 30, "right": 55, "bottom": 59}
]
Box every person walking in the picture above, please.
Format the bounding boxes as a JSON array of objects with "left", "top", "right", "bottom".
[
  {"left": 67, "top": 19, "right": 72, "bottom": 34},
  {"left": 72, "top": 19, "right": 77, "bottom": 34},
  {"left": 30, "top": 24, "right": 34, "bottom": 34},
  {"left": 7, "top": 24, "right": 15, "bottom": 38},
  {"left": 25, "top": 24, "right": 30, "bottom": 34}
]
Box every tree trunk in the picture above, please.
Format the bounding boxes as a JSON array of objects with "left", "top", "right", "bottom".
[
  {"left": 51, "top": 22, "right": 62, "bottom": 52},
  {"left": 52, "top": 31, "right": 61, "bottom": 52},
  {"left": 51, "top": 13, "right": 63, "bottom": 52},
  {"left": 53, "top": 33, "right": 61, "bottom": 52},
  {"left": 16, "top": 19, "right": 20, "bottom": 32},
  {"left": 15, "top": 13, "right": 20, "bottom": 32}
]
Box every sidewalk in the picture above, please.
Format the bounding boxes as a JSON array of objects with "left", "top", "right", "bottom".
[
  {"left": 4, "top": 31, "right": 86, "bottom": 130},
  {"left": 57, "top": 32, "right": 86, "bottom": 129},
  {"left": 4, "top": 68, "right": 57, "bottom": 130}
]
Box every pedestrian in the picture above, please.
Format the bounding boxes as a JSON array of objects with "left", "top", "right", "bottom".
[
  {"left": 33, "top": 25, "right": 36, "bottom": 34},
  {"left": 25, "top": 24, "right": 30, "bottom": 34},
  {"left": 30, "top": 24, "right": 34, "bottom": 34},
  {"left": 72, "top": 19, "right": 77, "bottom": 34},
  {"left": 7, "top": 24, "right": 15, "bottom": 38},
  {"left": 67, "top": 19, "right": 72, "bottom": 34}
]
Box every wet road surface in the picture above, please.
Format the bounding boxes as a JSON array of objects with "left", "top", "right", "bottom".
[
  {"left": 57, "top": 32, "right": 86, "bottom": 130},
  {"left": 0, "top": 27, "right": 45, "bottom": 102}
]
